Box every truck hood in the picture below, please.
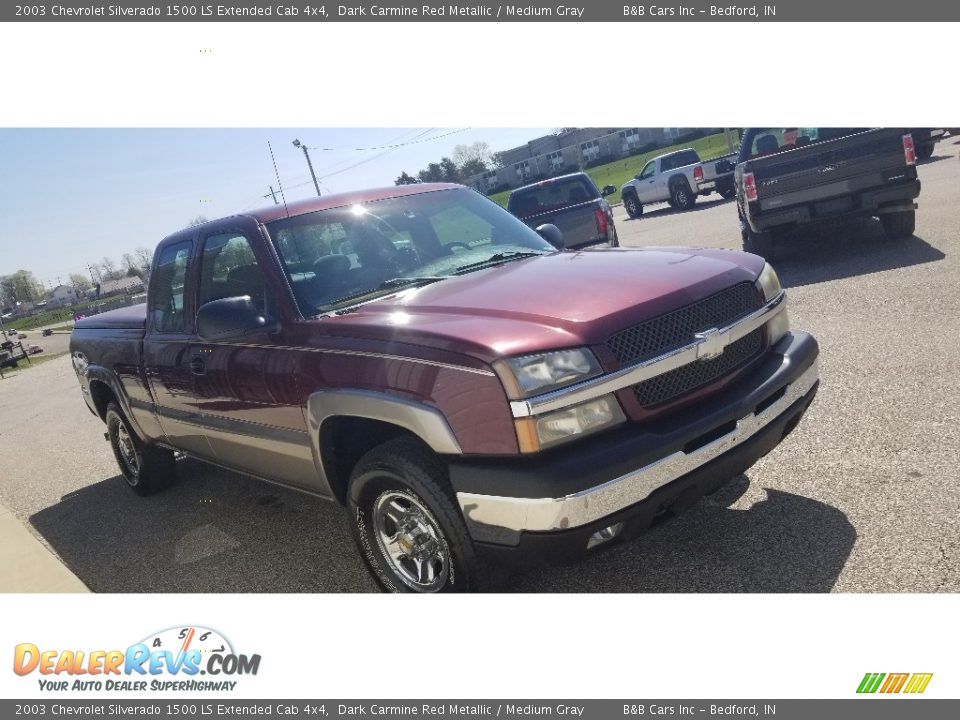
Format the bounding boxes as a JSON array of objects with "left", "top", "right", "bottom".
[{"left": 318, "top": 247, "right": 765, "bottom": 363}]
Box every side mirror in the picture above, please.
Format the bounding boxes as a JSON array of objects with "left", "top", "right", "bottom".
[
  {"left": 536, "top": 223, "right": 565, "bottom": 250},
  {"left": 196, "top": 296, "right": 276, "bottom": 341},
  {"left": 634, "top": 173, "right": 642, "bottom": 181},
  {"left": 601, "top": 185, "right": 616, "bottom": 197}
]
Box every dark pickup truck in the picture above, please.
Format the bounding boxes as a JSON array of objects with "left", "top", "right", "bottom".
[
  {"left": 506, "top": 172, "right": 619, "bottom": 249},
  {"left": 71, "top": 183, "right": 819, "bottom": 593},
  {"left": 735, "top": 127, "right": 921, "bottom": 258}
]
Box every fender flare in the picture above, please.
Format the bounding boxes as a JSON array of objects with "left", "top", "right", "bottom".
[
  {"left": 84, "top": 364, "right": 149, "bottom": 441},
  {"left": 306, "top": 389, "right": 463, "bottom": 495}
]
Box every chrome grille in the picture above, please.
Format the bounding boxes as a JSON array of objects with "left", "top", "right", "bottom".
[
  {"left": 607, "top": 282, "right": 761, "bottom": 366},
  {"left": 632, "top": 328, "right": 763, "bottom": 407}
]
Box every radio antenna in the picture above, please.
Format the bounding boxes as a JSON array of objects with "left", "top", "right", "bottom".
[{"left": 268, "top": 140, "right": 289, "bottom": 218}]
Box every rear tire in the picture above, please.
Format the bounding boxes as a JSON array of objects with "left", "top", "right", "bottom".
[
  {"left": 916, "top": 142, "right": 934, "bottom": 161},
  {"left": 742, "top": 226, "right": 778, "bottom": 260},
  {"left": 880, "top": 209, "right": 916, "bottom": 239},
  {"left": 105, "top": 403, "right": 176, "bottom": 496},
  {"left": 671, "top": 181, "right": 697, "bottom": 211},
  {"left": 719, "top": 185, "right": 737, "bottom": 200},
  {"left": 623, "top": 193, "right": 643, "bottom": 219},
  {"left": 347, "top": 437, "right": 488, "bottom": 593}
]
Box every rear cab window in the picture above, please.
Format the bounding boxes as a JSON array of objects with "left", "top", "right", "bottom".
[
  {"left": 148, "top": 240, "right": 193, "bottom": 334},
  {"left": 660, "top": 150, "right": 699, "bottom": 171},
  {"left": 744, "top": 128, "right": 871, "bottom": 159},
  {"left": 507, "top": 176, "right": 599, "bottom": 218}
]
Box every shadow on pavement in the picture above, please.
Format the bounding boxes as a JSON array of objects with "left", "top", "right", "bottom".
[
  {"left": 622, "top": 195, "right": 733, "bottom": 221},
  {"left": 918, "top": 154, "right": 952, "bottom": 165},
  {"left": 30, "top": 458, "right": 377, "bottom": 593},
  {"left": 31, "top": 463, "right": 854, "bottom": 593},
  {"left": 772, "top": 219, "right": 945, "bottom": 289},
  {"left": 512, "top": 475, "right": 856, "bottom": 592}
]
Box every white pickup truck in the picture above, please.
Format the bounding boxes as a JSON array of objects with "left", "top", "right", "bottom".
[{"left": 620, "top": 148, "right": 738, "bottom": 219}]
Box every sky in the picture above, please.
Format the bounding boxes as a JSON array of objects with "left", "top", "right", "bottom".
[{"left": 0, "top": 128, "right": 552, "bottom": 287}]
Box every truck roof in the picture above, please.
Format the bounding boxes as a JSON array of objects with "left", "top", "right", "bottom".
[
  {"left": 654, "top": 148, "right": 696, "bottom": 160},
  {"left": 509, "top": 172, "right": 591, "bottom": 193}
]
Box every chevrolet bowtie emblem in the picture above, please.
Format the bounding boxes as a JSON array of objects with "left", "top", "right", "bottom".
[{"left": 694, "top": 328, "right": 728, "bottom": 361}]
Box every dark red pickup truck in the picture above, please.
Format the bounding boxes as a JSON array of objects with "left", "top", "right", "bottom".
[{"left": 70, "top": 183, "right": 819, "bottom": 592}]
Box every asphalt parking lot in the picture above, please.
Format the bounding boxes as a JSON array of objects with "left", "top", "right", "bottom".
[{"left": 1, "top": 142, "right": 958, "bottom": 593}]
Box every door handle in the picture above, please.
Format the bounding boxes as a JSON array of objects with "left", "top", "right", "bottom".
[{"left": 189, "top": 357, "right": 206, "bottom": 375}]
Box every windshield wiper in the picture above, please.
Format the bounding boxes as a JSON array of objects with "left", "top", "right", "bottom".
[
  {"left": 320, "top": 276, "right": 446, "bottom": 312},
  {"left": 376, "top": 276, "right": 446, "bottom": 290},
  {"left": 452, "top": 250, "right": 549, "bottom": 275}
]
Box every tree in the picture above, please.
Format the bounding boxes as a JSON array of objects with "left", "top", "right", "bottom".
[
  {"left": 417, "top": 163, "right": 444, "bottom": 183},
  {"left": 452, "top": 141, "right": 492, "bottom": 169},
  {"left": 122, "top": 253, "right": 146, "bottom": 281},
  {"left": 99, "top": 256, "right": 121, "bottom": 281},
  {"left": 134, "top": 246, "right": 152, "bottom": 269},
  {"left": 459, "top": 158, "right": 487, "bottom": 179},
  {"left": 1, "top": 270, "right": 43, "bottom": 304},
  {"left": 187, "top": 215, "right": 209, "bottom": 227},
  {"left": 439, "top": 157, "right": 460, "bottom": 183},
  {"left": 395, "top": 171, "right": 419, "bottom": 185},
  {"left": 69, "top": 273, "right": 92, "bottom": 294}
]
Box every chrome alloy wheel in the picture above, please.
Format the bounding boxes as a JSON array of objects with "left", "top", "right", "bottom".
[
  {"left": 116, "top": 422, "right": 140, "bottom": 479},
  {"left": 373, "top": 490, "right": 450, "bottom": 592}
]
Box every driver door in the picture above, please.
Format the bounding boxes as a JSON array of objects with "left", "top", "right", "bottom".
[
  {"left": 635, "top": 160, "right": 658, "bottom": 203},
  {"left": 189, "top": 230, "right": 315, "bottom": 489}
]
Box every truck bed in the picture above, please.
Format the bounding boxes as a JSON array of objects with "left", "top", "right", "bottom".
[{"left": 74, "top": 303, "right": 147, "bottom": 330}]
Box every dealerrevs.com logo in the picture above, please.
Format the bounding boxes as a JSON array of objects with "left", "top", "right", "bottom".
[{"left": 13, "top": 626, "right": 261, "bottom": 693}]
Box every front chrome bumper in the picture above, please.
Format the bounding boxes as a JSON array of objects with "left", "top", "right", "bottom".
[{"left": 458, "top": 357, "right": 819, "bottom": 538}]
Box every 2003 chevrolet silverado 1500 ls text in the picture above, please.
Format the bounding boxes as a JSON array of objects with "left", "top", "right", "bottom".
[{"left": 70, "top": 183, "right": 819, "bottom": 593}]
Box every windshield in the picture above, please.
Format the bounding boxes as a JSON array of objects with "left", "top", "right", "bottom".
[
  {"left": 266, "top": 187, "right": 554, "bottom": 315},
  {"left": 507, "top": 176, "right": 599, "bottom": 218}
]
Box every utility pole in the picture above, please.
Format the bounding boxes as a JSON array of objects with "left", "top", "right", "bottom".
[{"left": 292, "top": 138, "right": 321, "bottom": 197}]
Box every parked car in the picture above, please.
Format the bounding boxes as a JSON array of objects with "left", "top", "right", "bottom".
[
  {"left": 620, "top": 148, "right": 738, "bottom": 219},
  {"left": 71, "top": 183, "right": 819, "bottom": 593},
  {"left": 735, "top": 128, "right": 922, "bottom": 258},
  {"left": 506, "top": 172, "right": 619, "bottom": 249}
]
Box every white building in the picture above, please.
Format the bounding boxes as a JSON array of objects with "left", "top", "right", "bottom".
[{"left": 50, "top": 285, "right": 78, "bottom": 307}]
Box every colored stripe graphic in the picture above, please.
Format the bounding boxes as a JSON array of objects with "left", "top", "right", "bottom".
[
  {"left": 857, "top": 673, "right": 885, "bottom": 693},
  {"left": 880, "top": 673, "right": 909, "bottom": 693},
  {"left": 857, "top": 672, "right": 932, "bottom": 694},
  {"left": 904, "top": 673, "right": 933, "bottom": 694}
]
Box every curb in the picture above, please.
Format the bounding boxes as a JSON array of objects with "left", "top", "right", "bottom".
[{"left": 0, "top": 503, "right": 90, "bottom": 593}]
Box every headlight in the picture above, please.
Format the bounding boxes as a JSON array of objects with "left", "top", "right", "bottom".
[
  {"left": 755, "top": 262, "right": 782, "bottom": 302},
  {"left": 516, "top": 394, "right": 627, "bottom": 452},
  {"left": 756, "top": 262, "right": 789, "bottom": 344},
  {"left": 494, "top": 348, "right": 602, "bottom": 399}
]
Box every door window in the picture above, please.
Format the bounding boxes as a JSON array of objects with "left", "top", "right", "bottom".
[
  {"left": 639, "top": 161, "right": 656, "bottom": 180},
  {"left": 198, "top": 233, "right": 267, "bottom": 316}
]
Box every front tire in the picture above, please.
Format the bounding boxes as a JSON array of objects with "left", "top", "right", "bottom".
[
  {"left": 880, "top": 209, "right": 916, "bottom": 239},
  {"left": 623, "top": 193, "right": 643, "bottom": 219},
  {"left": 348, "top": 437, "right": 488, "bottom": 593},
  {"left": 105, "top": 403, "right": 176, "bottom": 496}
]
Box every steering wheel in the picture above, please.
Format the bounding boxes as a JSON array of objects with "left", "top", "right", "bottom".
[{"left": 445, "top": 241, "right": 471, "bottom": 254}]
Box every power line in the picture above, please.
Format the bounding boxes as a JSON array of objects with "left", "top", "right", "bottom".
[{"left": 298, "top": 128, "right": 469, "bottom": 153}]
